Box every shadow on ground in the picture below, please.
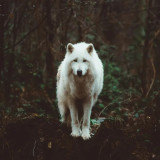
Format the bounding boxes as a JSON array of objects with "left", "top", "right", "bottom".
[{"left": 0, "top": 116, "right": 160, "bottom": 160}]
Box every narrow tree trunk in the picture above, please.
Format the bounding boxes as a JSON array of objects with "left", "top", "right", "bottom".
[
  {"left": 141, "top": 0, "right": 152, "bottom": 97},
  {"left": 0, "top": 0, "right": 8, "bottom": 103},
  {"left": 154, "top": 0, "right": 160, "bottom": 78},
  {"left": 43, "top": 0, "right": 56, "bottom": 97},
  {"left": 4, "top": 2, "right": 17, "bottom": 104},
  {"left": 0, "top": 0, "right": 5, "bottom": 82}
]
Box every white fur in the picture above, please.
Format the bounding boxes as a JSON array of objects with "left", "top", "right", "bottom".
[{"left": 56, "top": 42, "right": 104, "bottom": 140}]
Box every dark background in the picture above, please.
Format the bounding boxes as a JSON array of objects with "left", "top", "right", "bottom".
[{"left": 0, "top": 0, "right": 160, "bottom": 159}]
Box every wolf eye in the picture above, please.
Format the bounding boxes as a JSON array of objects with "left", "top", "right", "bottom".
[
  {"left": 73, "top": 59, "right": 77, "bottom": 62},
  {"left": 83, "top": 59, "right": 87, "bottom": 62}
]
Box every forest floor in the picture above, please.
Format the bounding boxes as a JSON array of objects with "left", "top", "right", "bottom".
[{"left": 0, "top": 112, "right": 160, "bottom": 160}]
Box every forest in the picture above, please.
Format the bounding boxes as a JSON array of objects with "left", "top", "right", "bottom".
[{"left": 0, "top": 0, "right": 160, "bottom": 159}]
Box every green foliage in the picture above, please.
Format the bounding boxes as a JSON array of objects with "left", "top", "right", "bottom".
[
  {"left": 0, "top": 0, "right": 160, "bottom": 128},
  {"left": 97, "top": 44, "right": 142, "bottom": 117},
  {"left": 85, "top": 34, "right": 95, "bottom": 41}
]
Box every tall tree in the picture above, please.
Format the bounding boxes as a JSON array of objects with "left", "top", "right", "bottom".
[
  {"left": 0, "top": 0, "right": 6, "bottom": 82},
  {"left": 5, "top": 1, "right": 17, "bottom": 103},
  {"left": 141, "top": 0, "right": 153, "bottom": 97},
  {"left": 43, "top": 0, "right": 56, "bottom": 97}
]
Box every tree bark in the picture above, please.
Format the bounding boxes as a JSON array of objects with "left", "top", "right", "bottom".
[
  {"left": 0, "top": 0, "right": 6, "bottom": 82},
  {"left": 141, "top": 0, "right": 152, "bottom": 97},
  {"left": 43, "top": 0, "right": 56, "bottom": 97},
  {"left": 4, "top": 1, "right": 18, "bottom": 104}
]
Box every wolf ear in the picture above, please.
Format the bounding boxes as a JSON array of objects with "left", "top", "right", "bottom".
[
  {"left": 67, "top": 43, "right": 74, "bottom": 53},
  {"left": 87, "top": 44, "right": 94, "bottom": 54}
]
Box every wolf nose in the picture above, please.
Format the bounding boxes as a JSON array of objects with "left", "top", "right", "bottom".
[{"left": 77, "top": 70, "right": 82, "bottom": 76}]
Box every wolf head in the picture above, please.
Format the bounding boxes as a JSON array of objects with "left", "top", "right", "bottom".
[{"left": 66, "top": 42, "right": 95, "bottom": 77}]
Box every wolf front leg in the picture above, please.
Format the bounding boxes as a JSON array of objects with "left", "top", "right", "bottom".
[
  {"left": 82, "top": 98, "right": 93, "bottom": 140},
  {"left": 58, "top": 101, "right": 68, "bottom": 123},
  {"left": 68, "top": 99, "right": 81, "bottom": 137}
]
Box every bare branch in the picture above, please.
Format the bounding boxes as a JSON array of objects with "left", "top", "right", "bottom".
[
  {"left": 98, "top": 96, "right": 133, "bottom": 118},
  {"left": 4, "top": 16, "right": 46, "bottom": 51}
]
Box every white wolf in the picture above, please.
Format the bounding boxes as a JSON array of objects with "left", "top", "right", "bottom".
[{"left": 56, "top": 42, "right": 103, "bottom": 140}]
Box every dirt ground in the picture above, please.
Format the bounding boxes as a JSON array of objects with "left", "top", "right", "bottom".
[{"left": 0, "top": 114, "right": 160, "bottom": 160}]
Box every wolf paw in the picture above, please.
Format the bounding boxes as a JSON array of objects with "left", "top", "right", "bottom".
[
  {"left": 71, "top": 131, "right": 81, "bottom": 137},
  {"left": 81, "top": 130, "right": 91, "bottom": 140},
  {"left": 81, "top": 133, "right": 91, "bottom": 140},
  {"left": 81, "top": 127, "right": 91, "bottom": 140}
]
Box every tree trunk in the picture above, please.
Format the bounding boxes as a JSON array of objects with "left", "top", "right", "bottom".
[
  {"left": 0, "top": 0, "right": 6, "bottom": 82},
  {"left": 4, "top": 1, "right": 18, "bottom": 104},
  {"left": 43, "top": 0, "right": 56, "bottom": 98},
  {"left": 141, "top": 0, "right": 152, "bottom": 97}
]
